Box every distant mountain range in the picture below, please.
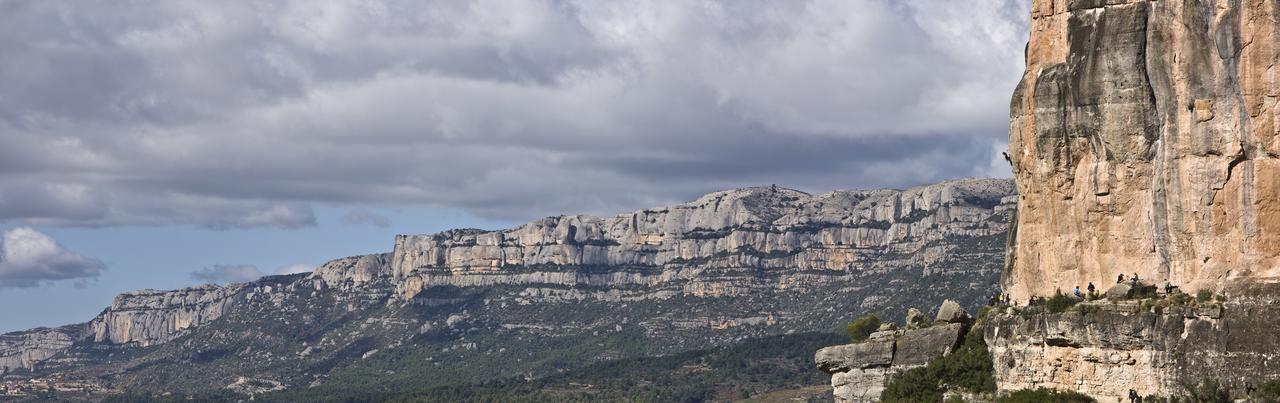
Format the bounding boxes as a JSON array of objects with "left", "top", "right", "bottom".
[{"left": 0, "top": 178, "right": 1014, "bottom": 400}]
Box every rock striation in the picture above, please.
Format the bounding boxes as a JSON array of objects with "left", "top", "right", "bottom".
[
  {"left": 1005, "top": 0, "right": 1280, "bottom": 302},
  {"left": 815, "top": 302, "right": 971, "bottom": 403}
]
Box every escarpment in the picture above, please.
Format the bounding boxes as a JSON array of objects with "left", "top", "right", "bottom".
[
  {"left": 1005, "top": 0, "right": 1280, "bottom": 302},
  {"left": 0, "top": 179, "right": 1014, "bottom": 395},
  {"left": 393, "top": 180, "right": 1015, "bottom": 301}
]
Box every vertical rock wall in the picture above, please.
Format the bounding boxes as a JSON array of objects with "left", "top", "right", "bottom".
[{"left": 1006, "top": 0, "right": 1280, "bottom": 302}]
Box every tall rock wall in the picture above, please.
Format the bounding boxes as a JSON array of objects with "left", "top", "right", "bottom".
[{"left": 1005, "top": 0, "right": 1280, "bottom": 302}]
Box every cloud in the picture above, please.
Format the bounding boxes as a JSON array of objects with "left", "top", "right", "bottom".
[
  {"left": 190, "top": 264, "right": 264, "bottom": 284},
  {"left": 273, "top": 263, "right": 313, "bottom": 275},
  {"left": 340, "top": 210, "right": 391, "bottom": 228},
  {"left": 190, "top": 263, "right": 314, "bottom": 284},
  {"left": 0, "top": 1, "right": 1031, "bottom": 225},
  {"left": 0, "top": 227, "right": 106, "bottom": 288}
]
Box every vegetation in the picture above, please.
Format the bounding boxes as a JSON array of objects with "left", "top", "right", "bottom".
[
  {"left": 881, "top": 319, "right": 996, "bottom": 402},
  {"left": 259, "top": 332, "right": 844, "bottom": 402},
  {"left": 1169, "top": 292, "right": 1193, "bottom": 306},
  {"left": 1253, "top": 380, "right": 1280, "bottom": 402},
  {"left": 846, "top": 315, "right": 881, "bottom": 343},
  {"left": 995, "top": 388, "right": 1095, "bottom": 403},
  {"left": 1196, "top": 289, "right": 1214, "bottom": 302},
  {"left": 1180, "top": 379, "right": 1231, "bottom": 403},
  {"left": 1045, "top": 290, "right": 1080, "bottom": 314}
]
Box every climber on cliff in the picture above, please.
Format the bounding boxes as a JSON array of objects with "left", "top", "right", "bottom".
[
  {"left": 1118, "top": 273, "right": 1126, "bottom": 284},
  {"left": 1073, "top": 285, "right": 1082, "bottom": 299},
  {"left": 1132, "top": 273, "right": 1140, "bottom": 286},
  {"left": 1129, "top": 388, "right": 1141, "bottom": 403},
  {"left": 1087, "top": 282, "right": 1096, "bottom": 296}
]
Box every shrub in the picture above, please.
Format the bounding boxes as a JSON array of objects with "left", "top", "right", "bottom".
[
  {"left": 882, "top": 366, "right": 944, "bottom": 403},
  {"left": 1196, "top": 289, "right": 1213, "bottom": 302},
  {"left": 995, "top": 388, "right": 1095, "bottom": 403},
  {"left": 1214, "top": 293, "right": 1227, "bottom": 303},
  {"left": 1046, "top": 290, "right": 1079, "bottom": 314},
  {"left": 1254, "top": 380, "right": 1280, "bottom": 402},
  {"left": 1169, "top": 292, "right": 1192, "bottom": 306},
  {"left": 1181, "top": 379, "right": 1230, "bottom": 403},
  {"left": 846, "top": 315, "right": 881, "bottom": 343}
]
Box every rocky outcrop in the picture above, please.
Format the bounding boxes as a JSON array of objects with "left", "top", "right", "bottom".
[
  {"left": 87, "top": 284, "right": 248, "bottom": 346},
  {"left": 986, "top": 285, "right": 1280, "bottom": 400},
  {"left": 0, "top": 326, "right": 81, "bottom": 373},
  {"left": 815, "top": 303, "right": 970, "bottom": 403},
  {"left": 394, "top": 179, "right": 1014, "bottom": 300},
  {"left": 1005, "top": 0, "right": 1280, "bottom": 302}
]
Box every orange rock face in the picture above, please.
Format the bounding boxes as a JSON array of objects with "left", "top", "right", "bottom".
[{"left": 1005, "top": 0, "right": 1280, "bottom": 302}]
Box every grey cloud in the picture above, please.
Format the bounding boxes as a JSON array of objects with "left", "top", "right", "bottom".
[
  {"left": 341, "top": 210, "right": 391, "bottom": 228},
  {"left": 0, "top": 227, "right": 106, "bottom": 289},
  {"left": 0, "top": 0, "right": 1030, "bottom": 226},
  {"left": 190, "top": 264, "right": 265, "bottom": 284}
]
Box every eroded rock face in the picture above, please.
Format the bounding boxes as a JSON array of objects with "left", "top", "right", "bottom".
[
  {"left": 88, "top": 285, "right": 249, "bottom": 346},
  {"left": 0, "top": 326, "right": 81, "bottom": 373},
  {"left": 394, "top": 179, "right": 1014, "bottom": 301},
  {"left": 1005, "top": 0, "right": 1280, "bottom": 302}
]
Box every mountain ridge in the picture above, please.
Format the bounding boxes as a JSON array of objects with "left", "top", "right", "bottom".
[{"left": 0, "top": 178, "right": 1015, "bottom": 398}]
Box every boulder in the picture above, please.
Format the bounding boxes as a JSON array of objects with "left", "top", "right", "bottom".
[
  {"left": 814, "top": 339, "right": 895, "bottom": 374},
  {"left": 935, "top": 299, "right": 970, "bottom": 323},
  {"left": 1106, "top": 283, "right": 1132, "bottom": 300},
  {"left": 905, "top": 308, "right": 928, "bottom": 329},
  {"left": 893, "top": 322, "right": 965, "bottom": 367}
]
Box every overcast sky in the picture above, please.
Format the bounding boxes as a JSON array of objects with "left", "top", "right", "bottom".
[{"left": 0, "top": 0, "right": 1029, "bottom": 332}]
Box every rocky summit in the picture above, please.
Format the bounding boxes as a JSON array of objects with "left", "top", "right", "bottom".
[{"left": 0, "top": 179, "right": 1012, "bottom": 398}]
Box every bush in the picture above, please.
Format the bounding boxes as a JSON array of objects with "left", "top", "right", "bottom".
[
  {"left": 846, "top": 315, "right": 881, "bottom": 343},
  {"left": 1046, "top": 290, "right": 1079, "bottom": 314},
  {"left": 996, "top": 388, "right": 1095, "bottom": 402},
  {"left": 1254, "top": 380, "right": 1280, "bottom": 402},
  {"left": 1181, "top": 379, "right": 1230, "bottom": 403},
  {"left": 1196, "top": 289, "right": 1213, "bottom": 302},
  {"left": 1169, "top": 292, "right": 1192, "bottom": 306},
  {"left": 882, "top": 366, "right": 944, "bottom": 403}
]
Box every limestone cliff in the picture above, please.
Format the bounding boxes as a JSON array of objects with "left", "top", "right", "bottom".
[
  {"left": 1006, "top": 0, "right": 1280, "bottom": 302},
  {"left": 394, "top": 180, "right": 1014, "bottom": 301}
]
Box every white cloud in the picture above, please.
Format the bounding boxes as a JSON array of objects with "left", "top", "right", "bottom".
[
  {"left": 190, "top": 263, "right": 314, "bottom": 284},
  {"left": 273, "top": 263, "right": 313, "bottom": 275},
  {"left": 190, "top": 264, "right": 264, "bottom": 284},
  {"left": 340, "top": 210, "right": 390, "bottom": 228},
  {"left": 0, "top": 227, "right": 106, "bottom": 288}
]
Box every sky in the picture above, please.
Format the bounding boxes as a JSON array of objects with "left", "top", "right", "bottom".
[{"left": 0, "top": 0, "right": 1030, "bottom": 333}]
